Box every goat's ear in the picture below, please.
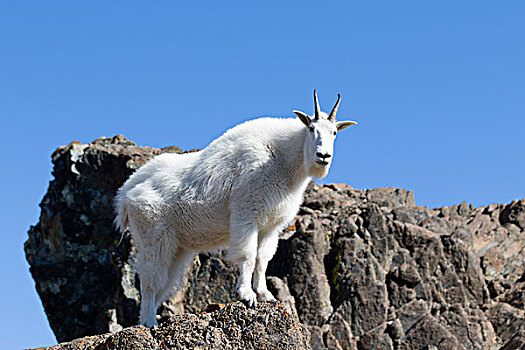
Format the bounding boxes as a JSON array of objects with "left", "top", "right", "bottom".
[
  {"left": 336, "top": 120, "right": 357, "bottom": 132},
  {"left": 294, "top": 110, "right": 311, "bottom": 127}
]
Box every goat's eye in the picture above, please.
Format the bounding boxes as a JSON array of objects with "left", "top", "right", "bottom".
[
  {"left": 333, "top": 131, "right": 337, "bottom": 136},
  {"left": 309, "top": 126, "right": 314, "bottom": 132}
]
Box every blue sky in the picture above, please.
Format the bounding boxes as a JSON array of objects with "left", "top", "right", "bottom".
[{"left": 1, "top": 1, "right": 524, "bottom": 348}]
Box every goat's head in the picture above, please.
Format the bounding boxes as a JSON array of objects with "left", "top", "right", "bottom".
[{"left": 294, "top": 90, "right": 357, "bottom": 179}]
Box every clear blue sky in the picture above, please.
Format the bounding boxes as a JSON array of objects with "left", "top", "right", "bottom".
[{"left": 1, "top": 1, "right": 524, "bottom": 348}]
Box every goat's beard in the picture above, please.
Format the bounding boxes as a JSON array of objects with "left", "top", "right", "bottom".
[{"left": 309, "top": 163, "right": 330, "bottom": 179}]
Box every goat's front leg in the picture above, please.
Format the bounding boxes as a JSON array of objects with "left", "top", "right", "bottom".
[
  {"left": 228, "top": 220, "right": 259, "bottom": 308},
  {"left": 253, "top": 230, "right": 279, "bottom": 302}
]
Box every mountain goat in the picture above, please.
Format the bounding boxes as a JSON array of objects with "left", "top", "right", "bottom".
[{"left": 114, "top": 90, "right": 357, "bottom": 327}]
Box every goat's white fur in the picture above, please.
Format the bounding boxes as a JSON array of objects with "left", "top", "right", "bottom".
[{"left": 114, "top": 92, "right": 356, "bottom": 327}]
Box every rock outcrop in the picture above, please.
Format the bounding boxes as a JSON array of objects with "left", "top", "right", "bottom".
[
  {"left": 25, "top": 136, "right": 525, "bottom": 349},
  {"left": 32, "top": 302, "right": 310, "bottom": 350}
]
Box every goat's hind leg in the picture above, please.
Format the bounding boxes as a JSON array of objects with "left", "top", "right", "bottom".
[
  {"left": 135, "top": 226, "right": 176, "bottom": 327},
  {"left": 136, "top": 253, "right": 168, "bottom": 327},
  {"left": 154, "top": 247, "right": 195, "bottom": 309}
]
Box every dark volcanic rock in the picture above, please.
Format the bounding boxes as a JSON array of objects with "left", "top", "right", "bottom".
[
  {"left": 25, "top": 136, "right": 525, "bottom": 349},
  {"left": 32, "top": 302, "right": 310, "bottom": 350},
  {"left": 24, "top": 136, "right": 183, "bottom": 341}
]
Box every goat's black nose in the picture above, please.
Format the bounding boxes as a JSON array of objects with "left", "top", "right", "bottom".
[{"left": 316, "top": 152, "right": 331, "bottom": 159}]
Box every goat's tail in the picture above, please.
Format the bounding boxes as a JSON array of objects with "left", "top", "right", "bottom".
[{"left": 113, "top": 192, "right": 129, "bottom": 246}]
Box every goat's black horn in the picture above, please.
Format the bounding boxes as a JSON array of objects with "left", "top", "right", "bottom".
[
  {"left": 328, "top": 94, "right": 341, "bottom": 122},
  {"left": 314, "top": 89, "right": 321, "bottom": 120}
]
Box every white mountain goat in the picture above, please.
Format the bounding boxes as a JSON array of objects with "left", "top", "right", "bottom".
[{"left": 114, "top": 90, "right": 357, "bottom": 327}]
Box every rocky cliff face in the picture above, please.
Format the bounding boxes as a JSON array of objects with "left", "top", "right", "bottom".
[{"left": 25, "top": 136, "right": 525, "bottom": 349}]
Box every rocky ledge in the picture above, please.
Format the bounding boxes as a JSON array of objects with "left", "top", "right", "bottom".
[
  {"left": 25, "top": 136, "right": 525, "bottom": 349},
  {"left": 30, "top": 302, "right": 310, "bottom": 350}
]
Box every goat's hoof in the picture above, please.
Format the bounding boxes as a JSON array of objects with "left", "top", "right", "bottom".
[
  {"left": 238, "top": 287, "right": 257, "bottom": 308},
  {"left": 240, "top": 298, "right": 257, "bottom": 308}
]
